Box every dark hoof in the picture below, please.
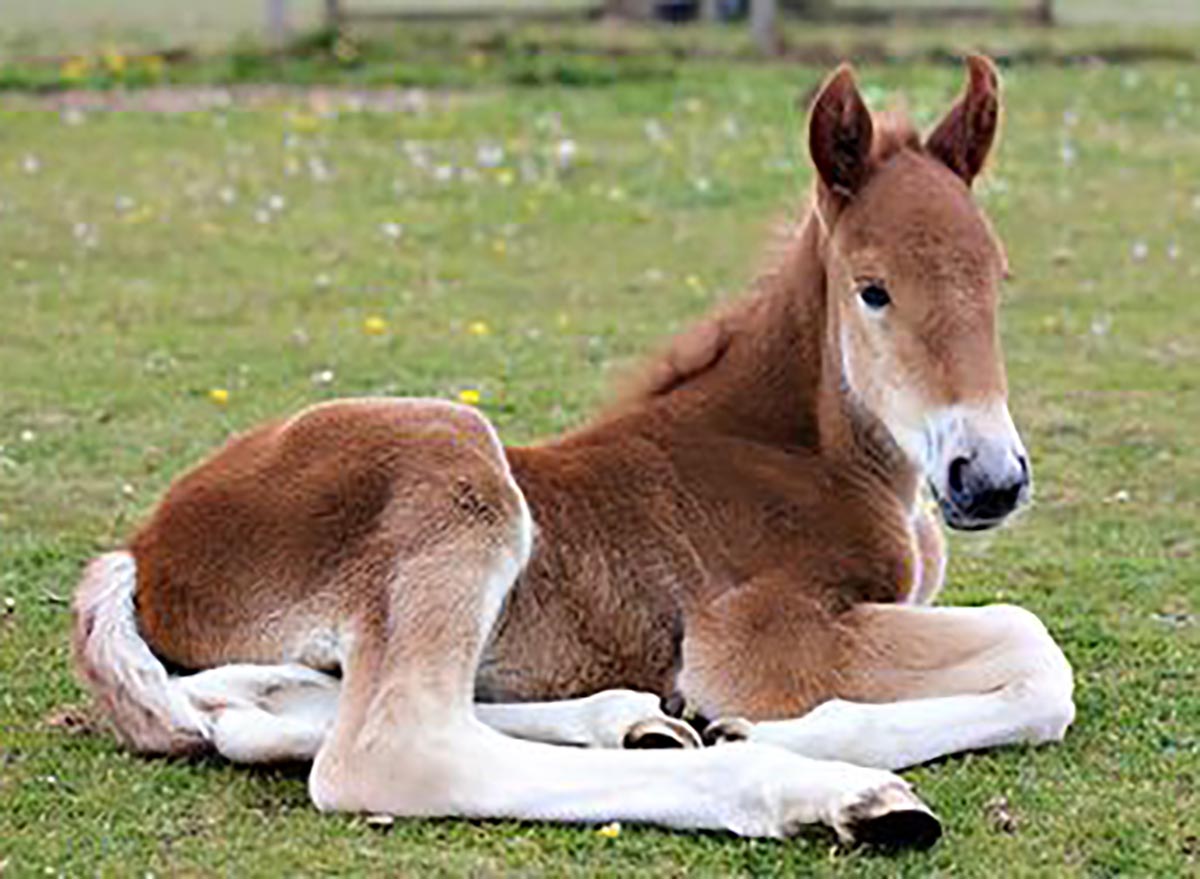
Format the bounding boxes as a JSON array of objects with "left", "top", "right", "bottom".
[
  {"left": 701, "top": 716, "right": 754, "bottom": 747},
  {"left": 622, "top": 717, "right": 702, "bottom": 750},
  {"left": 838, "top": 782, "right": 942, "bottom": 850},
  {"left": 849, "top": 806, "right": 943, "bottom": 851}
]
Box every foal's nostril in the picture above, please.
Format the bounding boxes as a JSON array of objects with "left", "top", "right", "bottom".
[
  {"left": 1018, "top": 454, "right": 1030, "bottom": 481},
  {"left": 948, "top": 457, "right": 969, "bottom": 495}
]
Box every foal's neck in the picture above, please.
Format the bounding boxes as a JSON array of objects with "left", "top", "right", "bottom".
[{"left": 605, "top": 208, "right": 920, "bottom": 502}]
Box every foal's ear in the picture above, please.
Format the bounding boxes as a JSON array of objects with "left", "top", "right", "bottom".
[
  {"left": 926, "top": 55, "right": 1001, "bottom": 186},
  {"left": 808, "top": 65, "right": 874, "bottom": 199}
]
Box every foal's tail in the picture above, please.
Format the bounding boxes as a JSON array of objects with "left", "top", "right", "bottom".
[{"left": 71, "top": 552, "right": 210, "bottom": 755}]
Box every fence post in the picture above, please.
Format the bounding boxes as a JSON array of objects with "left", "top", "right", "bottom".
[
  {"left": 324, "top": 0, "right": 344, "bottom": 29},
  {"left": 700, "top": 0, "right": 720, "bottom": 20},
  {"left": 1035, "top": 0, "right": 1055, "bottom": 25},
  {"left": 266, "top": 0, "right": 290, "bottom": 47},
  {"left": 750, "top": 0, "right": 778, "bottom": 54}
]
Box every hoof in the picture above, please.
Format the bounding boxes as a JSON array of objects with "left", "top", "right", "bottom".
[
  {"left": 836, "top": 782, "right": 942, "bottom": 851},
  {"left": 702, "top": 716, "right": 754, "bottom": 747},
  {"left": 622, "top": 717, "right": 702, "bottom": 750}
]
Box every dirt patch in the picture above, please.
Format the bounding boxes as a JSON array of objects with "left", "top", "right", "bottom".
[{"left": 0, "top": 85, "right": 457, "bottom": 113}]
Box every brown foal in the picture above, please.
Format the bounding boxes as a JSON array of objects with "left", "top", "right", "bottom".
[{"left": 72, "top": 57, "right": 1073, "bottom": 849}]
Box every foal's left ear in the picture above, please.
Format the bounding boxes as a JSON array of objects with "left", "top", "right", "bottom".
[{"left": 926, "top": 55, "right": 1001, "bottom": 187}]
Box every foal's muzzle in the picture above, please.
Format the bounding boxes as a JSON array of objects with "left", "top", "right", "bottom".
[
  {"left": 938, "top": 448, "right": 1030, "bottom": 530},
  {"left": 926, "top": 404, "right": 1031, "bottom": 531}
]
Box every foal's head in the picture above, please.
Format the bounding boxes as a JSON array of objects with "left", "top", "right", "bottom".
[{"left": 808, "top": 57, "right": 1028, "bottom": 530}]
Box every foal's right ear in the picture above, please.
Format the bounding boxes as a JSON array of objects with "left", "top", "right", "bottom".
[{"left": 808, "top": 65, "right": 874, "bottom": 199}]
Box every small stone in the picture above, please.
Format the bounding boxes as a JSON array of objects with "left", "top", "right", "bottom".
[{"left": 985, "top": 795, "right": 1019, "bottom": 834}]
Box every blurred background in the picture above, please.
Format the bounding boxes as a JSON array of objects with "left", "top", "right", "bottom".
[
  {"left": 2, "top": 0, "right": 1199, "bottom": 66},
  {"left": 2, "top": 2, "right": 1197, "bottom": 877}
]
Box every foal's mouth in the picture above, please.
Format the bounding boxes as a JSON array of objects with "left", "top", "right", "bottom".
[
  {"left": 933, "top": 490, "right": 1012, "bottom": 532},
  {"left": 930, "top": 469, "right": 1031, "bottom": 532}
]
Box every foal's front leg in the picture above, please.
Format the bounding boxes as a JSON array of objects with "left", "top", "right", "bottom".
[
  {"left": 694, "top": 603, "right": 1075, "bottom": 771},
  {"left": 310, "top": 487, "right": 942, "bottom": 847}
]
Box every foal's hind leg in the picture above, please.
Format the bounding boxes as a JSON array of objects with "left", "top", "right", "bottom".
[
  {"left": 177, "top": 664, "right": 339, "bottom": 763},
  {"left": 307, "top": 467, "right": 941, "bottom": 844},
  {"left": 704, "top": 603, "right": 1075, "bottom": 770},
  {"left": 476, "top": 691, "right": 702, "bottom": 749},
  {"left": 177, "top": 668, "right": 698, "bottom": 761}
]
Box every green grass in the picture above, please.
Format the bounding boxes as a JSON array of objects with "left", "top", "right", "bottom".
[{"left": 1, "top": 46, "right": 1199, "bottom": 877}]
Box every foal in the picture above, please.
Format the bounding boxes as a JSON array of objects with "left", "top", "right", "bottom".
[{"left": 72, "top": 57, "right": 1074, "bottom": 849}]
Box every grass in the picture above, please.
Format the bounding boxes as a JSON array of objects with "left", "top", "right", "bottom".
[{"left": 1, "top": 33, "right": 1199, "bottom": 878}]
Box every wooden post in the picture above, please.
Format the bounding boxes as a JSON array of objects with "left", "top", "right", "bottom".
[
  {"left": 266, "top": 0, "right": 290, "bottom": 47},
  {"left": 324, "top": 0, "right": 344, "bottom": 29},
  {"left": 700, "top": 0, "right": 721, "bottom": 21},
  {"left": 750, "top": 0, "right": 777, "bottom": 55},
  {"left": 1035, "top": 0, "right": 1055, "bottom": 26}
]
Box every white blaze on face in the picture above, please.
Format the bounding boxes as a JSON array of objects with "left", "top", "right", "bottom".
[{"left": 839, "top": 321, "right": 936, "bottom": 472}]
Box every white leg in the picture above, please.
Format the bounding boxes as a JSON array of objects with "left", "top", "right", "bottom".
[
  {"left": 175, "top": 664, "right": 339, "bottom": 763},
  {"left": 173, "top": 667, "right": 701, "bottom": 762},
  {"left": 178, "top": 662, "right": 943, "bottom": 843},
  {"left": 475, "top": 689, "right": 701, "bottom": 749},
  {"left": 394, "top": 719, "right": 941, "bottom": 845},
  {"left": 709, "top": 604, "right": 1075, "bottom": 771}
]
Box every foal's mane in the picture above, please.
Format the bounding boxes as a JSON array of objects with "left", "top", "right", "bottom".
[{"left": 607, "top": 112, "right": 921, "bottom": 413}]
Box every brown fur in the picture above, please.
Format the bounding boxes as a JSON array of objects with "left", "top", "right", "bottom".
[{"left": 91, "top": 57, "right": 1016, "bottom": 736}]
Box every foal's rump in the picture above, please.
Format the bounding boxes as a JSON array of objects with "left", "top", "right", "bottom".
[
  {"left": 72, "top": 397, "right": 524, "bottom": 758},
  {"left": 128, "top": 397, "right": 520, "bottom": 671}
]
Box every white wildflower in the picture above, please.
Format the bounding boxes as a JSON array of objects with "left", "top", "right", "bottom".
[{"left": 476, "top": 143, "right": 505, "bottom": 168}]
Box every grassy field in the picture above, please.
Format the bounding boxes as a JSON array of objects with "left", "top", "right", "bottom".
[{"left": 1, "top": 35, "right": 1199, "bottom": 878}]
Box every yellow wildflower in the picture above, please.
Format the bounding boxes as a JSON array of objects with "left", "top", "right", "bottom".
[
  {"left": 457, "top": 388, "right": 481, "bottom": 406},
  {"left": 142, "top": 55, "right": 165, "bottom": 79},
  {"left": 468, "top": 52, "right": 488, "bottom": 70},
  {"left": 596, "top": 822, "right": 621, "bottom": 838},
  {"left": 467, "top": 321, "right": 490, "bottom": 337},
  {"left": 289, "top": 112, "right": 320, "bottom": 134},
  {"left": 363, "top": 316, "right": 388, "bottom": 335},
  {"left": 491, "top": 239, "right": 507, "bottom": 257},
  {"left": 60, "top": 57, "right": 90, "bottom": 83},
  {"left": 102, "top": 48, "right": 126, "bottom": 76},
  {"left": 122, "top": 206, "right": 154, "bottom": 225},
  {"left": 208, "top": 388, "right": 230, "bottom": 406},
  {"left": 496, "top": 169, "right": 515, "bottom": 187}
]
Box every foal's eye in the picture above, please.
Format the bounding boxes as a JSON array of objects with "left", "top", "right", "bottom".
[{"left": 859, "top": 283, "right": 891, "bottom": 310}]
